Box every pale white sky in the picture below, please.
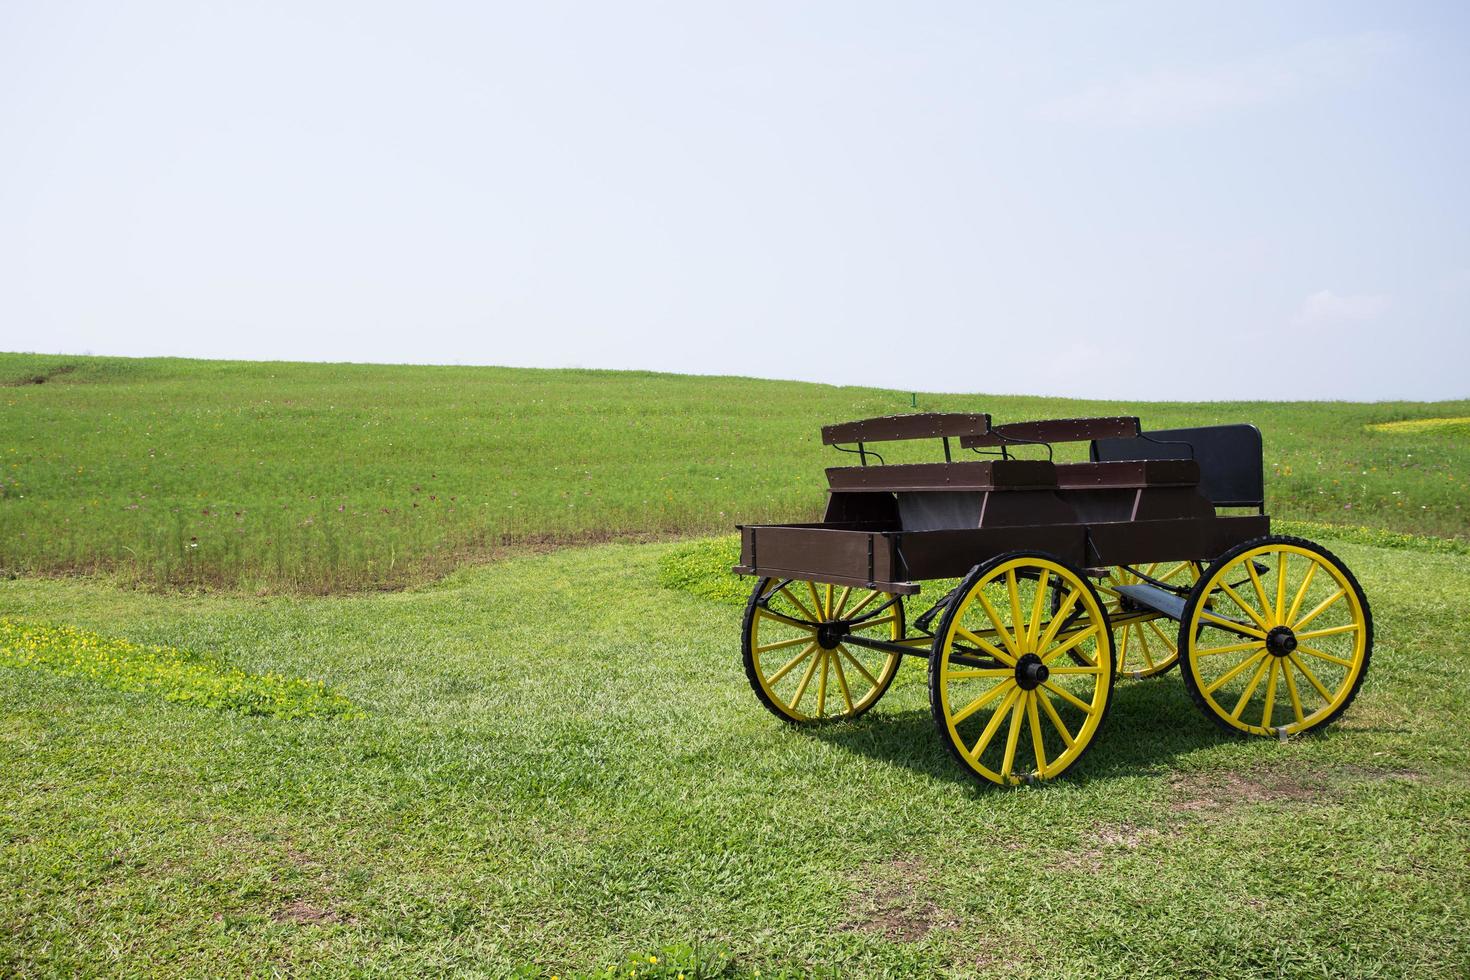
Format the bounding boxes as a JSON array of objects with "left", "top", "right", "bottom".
[{"left": 2, "top": 1, "right": 1468, "bottom": 400}]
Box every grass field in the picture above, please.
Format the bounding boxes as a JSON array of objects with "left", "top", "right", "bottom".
[
  {"left": 3, "top": 352, "right": 1469, "bottom": 976},
  {"left": 2, "top": 536, "right": 1468, "bottom": 976},
  {"left": 3, "top": 352, "right": 1468, "bottom": 592}
]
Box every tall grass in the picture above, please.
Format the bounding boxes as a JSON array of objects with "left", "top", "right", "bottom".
[{"left": 2, "top": 352, "right": 1467, "bottom": 592}]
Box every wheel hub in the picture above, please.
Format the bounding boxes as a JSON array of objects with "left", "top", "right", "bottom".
[
  {"left": 816, "top": 621, "right": 850, "bottom": 650},
  {"left": 1015, "top": 652, "right": 1050, "bottom": 690},
  {"left": 1265, "top": 625, "right": 1298, "bottom": 658}
]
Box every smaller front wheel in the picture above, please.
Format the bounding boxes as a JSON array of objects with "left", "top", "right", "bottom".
[
  {"left": 1178, "top": 536, "right": 1372, "bottom": 738},
  {"left": 742, "top": 578, "right": 905, "bottom": 724},
  {"left": 929, "top": 553, "right": 1115, "bottom": 786}
]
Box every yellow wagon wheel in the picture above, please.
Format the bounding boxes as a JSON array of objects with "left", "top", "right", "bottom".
[
  {"left": 742, "top": 577, "right": 905, "bottom": 724},
  {"left": 1094, "top": 561, "right": 1202, "bottom": 678},
  {"left": 929, "top": 553, "right": 1115, "bottom": 786},
  {"left": 1178, "top": 536, "right": 1372, "bottom": 738}
]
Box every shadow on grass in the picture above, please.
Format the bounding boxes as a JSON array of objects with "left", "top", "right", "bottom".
[{"left": 806, "top": 674, "right": 1236, "bottom": 789}]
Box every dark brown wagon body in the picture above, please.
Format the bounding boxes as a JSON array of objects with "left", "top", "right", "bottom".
[
  {"left": 734, "top": 413, "right": 1267, "bottom": 593},
  {"left": 733, "top": 411, "right": 1372, "bottom": 787}
]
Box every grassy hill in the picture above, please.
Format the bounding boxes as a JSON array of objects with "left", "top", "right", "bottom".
[
  {"left": 2, "top": 352, "right": 1467, "bottom": 592},
  {"left": 2, "top": 352, "right": 1469, "bottom": 975}
]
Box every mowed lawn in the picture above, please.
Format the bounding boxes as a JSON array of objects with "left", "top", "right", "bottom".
[
  {"left": 3, "top": 352, "right": 1469, "bottom": 591},
  {"left": 3, "top": 536, "right": 1468, "bottom": 977}
]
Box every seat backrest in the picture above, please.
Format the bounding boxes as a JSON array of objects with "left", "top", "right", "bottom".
[
  {"left": 821, "top": 413, "right": 990, "bottom": 445},
  {"left": 1090, "top": 424, "right": 1264, "bottom": 509}
]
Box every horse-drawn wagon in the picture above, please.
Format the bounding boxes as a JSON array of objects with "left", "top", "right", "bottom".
[{"left": 734, "top": 414, "right": 1372, "bottom": 785}]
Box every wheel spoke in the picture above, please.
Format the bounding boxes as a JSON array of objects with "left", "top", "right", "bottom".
[
  {"left": 754, "top": 633, "right": 814, "bottom": 655},
  {"left": 1034, "top": 587, "right": 1082, "bottom": 654},
  {"left": 1040, "top": 625, "right": 1099, "bottom": 665},
  {"left": 1027, "top": 569, "right": 1051, "bottom": 649},
  {"left": 1292, "top": 589, "right": 1344, "bottom": 632},
  {"left": 1285, "top": 561, "right": 1318, "bottom": 627},
  {"left": 1117, "top": 622, "right": 1131, "bottom": 672},
  {"left": 1245, "top": 560, "right": 1274, "bottom": 626},
  {"left": 1007, "top": 570, "right": 1026, "bottom": 647},
  {"left": 767, "top": 642, "right": 817, "bottom": 685},
  {"left": 967, "top": 686, "right": 1020, "bottom": 762},
  {"left": 756, "top": 607, "right": 819, "bottom": 631},
  {"left": 1198, "top": 609, "right": 1267, "bottom": 639},
  {"left": 1195, "top": 639, "right": 1265, "bottom": 658},
  {"left": 1218, "top": 580, "right": 1272, "bottom": 633},
  {"left": 1295, "top": 623, "right": 1360, "bottom": 641},
  {"left": 838, "top": 646, "right": 880, "bottom": 688},
  {"left": 832, "top": 585, "right": 853, "bottom": 619},
  {"left": 1275, "top": 551, "right": 1289, "bottom": 624},
  {"left": 778, "top": 586, "right": 821, "bottom": 624},
  {"left": 815, "top": 650, "right": 831, "bottom": 715},
  {"left": 975, "top": 590, "right": 1021, "bottom": 658},
  {"left": 950, "top": 678, "right": 1014, "bottom": 726},
  {"left": 789, "top": 650, "right": 822, "bottom": 710},
  {"left": 1296, "top": 643, "right": 1355, "bottom": 667},
  {"left": 1203, "top": 649, "right": 1269, "bottom": 696},
  {"left": 1158, "top": 562, "right": 1191, "bottom": 584},
  {"left": 1036, "top": 688, "right": 1075, "bottom": 748},
  {"left": 843, "top": 589, "right": 881, "bottom": 620},
  {"left": 1230, "top": 656, "right": 1272, "bottom": 719},
  {"left": 1287, "top": 651, "right": 1335, "bottom": 703},
  {"left": 1027, "top": 691, "right": 1048, "bottom": 776},
  {"left": 807, "top": 582, "right": 827, "bottom": 622},
  {"left": 1048, "top": 665, "right": 1103, "bottom": 675},
  {"left": 946, "top": 668, "right": 1015, "bottom": 679},
  {"left": 1283, "top": 660, "right": 1306, "bottom": 724},
  {"left": 1260, "top": 658, "right": 1280, "bottom": 728},
  {"left": 848, "top": 614, "right": 899, "bottom": 633},
  {"left": 1145, "top": 620, "right": 1176, "bottom": 657},
  {"left": 831, "top": 649, "right": 854, "bottom": 714},
  {"left": 1041, "top": 679, "right": 1093, "bottom": 713},
  {"left": 1135, "top": 621, "right": 1155, "bottom": 668},
  {"left": 1000, "top": 692, "right": 1026, "bottom": 781},
  {"left": 956, "top": 625, "right": 1016, "bottom": 666}
]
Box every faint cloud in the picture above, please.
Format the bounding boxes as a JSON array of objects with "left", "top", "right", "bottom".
[
  {"left": 1038, "top": 32, "right": 1401, "bottom": 127},
  {"left": 1292, "top": 289, "right": 1391, "bottom": 326}
]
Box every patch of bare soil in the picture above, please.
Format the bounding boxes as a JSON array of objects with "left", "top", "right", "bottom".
[
  {"left": 1051, "top": 821, "right": 1161, "bottom": 872},
  {"left": 837, "top": 854, "right": 959, "bottom": 943},
  {"left": 1168, "top": 769, "right": 1327, "bottom": 814},
  {"left": 2, "top": 364, "right": 77, "bottom": 386},
  {"left": 273, "top": 900, "right": 342, "bottom": 925}
]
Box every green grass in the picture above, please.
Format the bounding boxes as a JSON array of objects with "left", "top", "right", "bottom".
[
  {"left": 2, "top": 352, "right": 1467, "bottom": 592},
  {"left": 0, "top": 618, "right": 358, "bottom": 720},
  {"left": 2, "top": 534, "right": 1468, "bottom": 976}
]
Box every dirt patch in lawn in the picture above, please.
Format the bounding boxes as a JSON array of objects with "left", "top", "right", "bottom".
[
  {"left": 1169, "top": 765, "right": 1428, "bottom": 815},
  {"left": 1, "top": 364, "right": 78, "bottom": 387},
  {"left": 1051, "top": 821, "right": 1161, "bottom": 872},
  {"left": 1168, "top": 769, "right": 1326, "bottom": 813},
  {"left": 273, "top": 900, "right": 343, "bottom": 926},
  {"left": 837, "top": 854, "right": 958, "bottom": 943}
]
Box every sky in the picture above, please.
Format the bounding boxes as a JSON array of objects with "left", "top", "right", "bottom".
[{"left": 2, "top": 1, "right": 1468, "bottom": 401}]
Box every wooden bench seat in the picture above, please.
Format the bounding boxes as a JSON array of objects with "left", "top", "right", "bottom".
[
  {"left": 1055, "top": 459, "right": 1200, "bottom": 489},
  {"left": 825, "top": 459, "right": 1056, "bottom": 493}
]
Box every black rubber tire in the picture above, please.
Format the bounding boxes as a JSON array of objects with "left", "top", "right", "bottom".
[
  {"left": 741, "top": 577, "right": 905, "bottom": 725},
  {"left": 928, "top": 551, "right": 1116, "bottom": 785},
  {"left": 1177, "top": 535, "right": 1373, "bottom": 738}
]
